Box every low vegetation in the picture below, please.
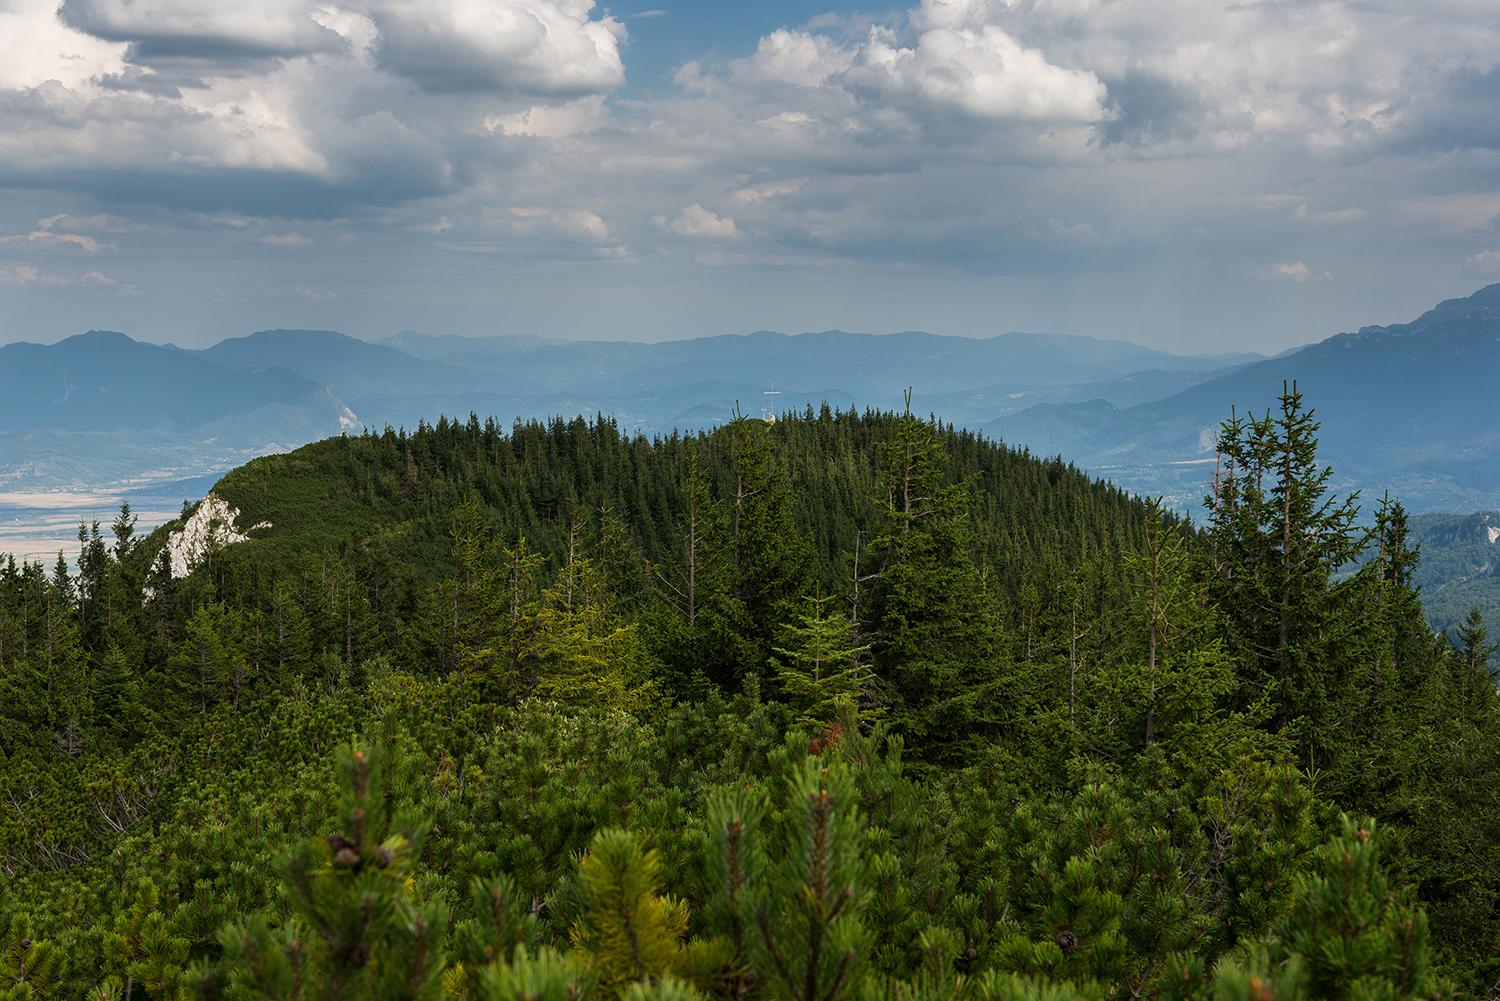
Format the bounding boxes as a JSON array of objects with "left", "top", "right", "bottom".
[{"left": 2, "top": 392, "right": 1497, "bottom": 1000}]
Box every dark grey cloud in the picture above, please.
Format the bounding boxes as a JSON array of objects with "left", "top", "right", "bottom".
[
  {"left": 1098, "top": 73, "right": 1207, "bottom": 147},
  {"left": 1400, "top": 68, "right": 1500, "bottom": 154},
  {"left": 96, "top": 65, "right": 197, "bottom": 97},
  {"left": 58, "top": 0, "right": 348, "bottom": 61}
]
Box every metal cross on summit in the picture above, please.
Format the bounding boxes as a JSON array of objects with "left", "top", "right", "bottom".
[{"left": 762, "top": 383, "right": 781, "bottom": 422}]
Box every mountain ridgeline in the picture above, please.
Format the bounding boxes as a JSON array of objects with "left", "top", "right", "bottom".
[
  {"left": 988, "top": 281, "right": 1500, "bottom": 511},
  {"left": 6, "top": 284, "right": 1500, "bottom": 522},
  {"left": 0, "top": 330, "right": 322, "bottom": 432},
  {"left": 207, "top": 405, "right": 1152, "bottom": 613},
  {"left": 3, "top": 397, "right": 1500, "bottom": 1000},
  {"left": 0, "top": 324, "right": 1258, "bottom": 493}
]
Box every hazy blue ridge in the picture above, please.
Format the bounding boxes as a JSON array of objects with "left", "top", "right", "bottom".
[
  {"left": 197, "top": 328, "right": 551, "bottom": 399},
  {"left": 0, "top": 330, "right": 321, "bottom": 433},
  {"left": 3, "top": 292, "right": 1491, "bottom": 512},
  {"left": 365, "top": 328, "right": 1258, "bottom": 398},
  {"left": 984, "top": 281, "right": 1500, "bottom": 514}
]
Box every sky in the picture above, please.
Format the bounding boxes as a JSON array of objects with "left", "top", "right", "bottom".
[{"left": 0, "top": 0, "right": 1498, "bottom": 354}]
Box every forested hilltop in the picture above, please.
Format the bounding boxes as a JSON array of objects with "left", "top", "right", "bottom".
[{"left": 2, "top": 395, "right": 1498, "bottom": 1000}]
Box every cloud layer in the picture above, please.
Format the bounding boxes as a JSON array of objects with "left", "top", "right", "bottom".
[{"left": 0, "top": 0, "right": 1497, "bottom": 351}]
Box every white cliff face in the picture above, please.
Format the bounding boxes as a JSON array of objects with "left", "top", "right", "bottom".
[
  {"left": 165, "top": 494, "right": 267, "bottom": 578},
  {"left": 338, "top": 403, "right": 360, "bottom": 433}
]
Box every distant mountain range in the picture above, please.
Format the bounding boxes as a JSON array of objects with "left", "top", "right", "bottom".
[
  {"left": 0, "top": 325, "right": 1263, "bottom": 492},
  {"left": 0, "top": 331, "right": 321, "bottom": 432},
  {"left": 0, "top": 331, "right": 357, "bottom": 489},
  {"left": 2, "top": 284, "right": 1498, "bottom": 518},
  {"left": 372, "top": 327, "right": 1263, "bottom": 398},
  {"left": 986, "top": 282, "right": 1500, "bottom": 514}
]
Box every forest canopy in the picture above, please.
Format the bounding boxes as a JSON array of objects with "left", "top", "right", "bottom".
[{"left": 2, "top": 389, "right": 1497, "bottom": 1001}]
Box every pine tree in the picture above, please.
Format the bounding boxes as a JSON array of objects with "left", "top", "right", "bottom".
[
  {"left": 701, "top": 785, "right": 769, "bottom": 1001},
  {"left": 1212, "top": 817, "right": 1450, "bottom": 1001},
  {"left": 751, "top": 758, "right": 868, "bottom": 1001},
  {"left": 1, "top": 913, "right": 66, "bottom": 1001},
  {"left": 461, "top": 944, "right": 599, "bottom": 1001},
  {"left": 447, "top": 872, "right": 554, "bottom": 999},
  {"left": 462, "top": 874, "right": 534, "bottom": 966},
  {"left": 104, "top": 878, "right": 191, "bottom": 1001},
  {"left": 195, "top": 741, "right": 447, "bottom": 1001},
  {"left": 572, "top": 828, "right": 709, "bottom": 995}
]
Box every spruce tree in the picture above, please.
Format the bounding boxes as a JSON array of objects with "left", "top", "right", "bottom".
[
  {"left": 866, "top": 396, "right": 1001, "bottom": 760},
  {"left": 1450, "top": 606, "right": 1498, "bottom": 725},
  {"left": 1107, "top": 498, "right": 1244, "bottom": 763},
  {"left": 768, "top": 593, "right": 868, "bottom": 731},
  {"left": 727, "top": 412, "right": 817, "bottom": 688},
  {"left": 1204, "top": 383, "right": 1364, "bottom": 750},
  {"left": 169, "top": 595, "right": 247, "bottom": 717}
]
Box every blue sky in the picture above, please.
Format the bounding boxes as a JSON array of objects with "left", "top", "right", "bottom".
[
  {"left": 0, "top": 0, "right": 1497, "bottom": 353},
  {"left": 615, "top": 0, "right": 835, "bottom": 96}
]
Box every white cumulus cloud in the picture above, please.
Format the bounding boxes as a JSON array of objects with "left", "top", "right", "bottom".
[
  {"left": 1463, "top": 250, "right": 1500, "bottom": 279},
  {"left": 257, "top": 232, "right": 315, "bottom": 246},
  {"left": 0, "top": 265, "right": 71, "bottom": 287},
  {"left": 0, "top": 0, "right": 1497, "bottom": 349},
  {"left": 58, "top": 0, "right": 346, "bottom": 59},
  {"left": 368, "top": 0, "right": 625, "bottom": 96},
  {"left": 485, "top": 95, "right": 609, "bottom": 137},
  {"left": 0, "top": 0, "right": 615, "bottom": 208},
  {"left": 744, "top": 29, "right": 854, "bottom": 87},
  {"left": 1250, "top": 261, "right": 1334, "bottom": 282},
  {"left": 653, "top": 205, "right": 741, "bottom": 238},
  {"left": 849, "top": 22, "right": 1109, "bottom": 121}
]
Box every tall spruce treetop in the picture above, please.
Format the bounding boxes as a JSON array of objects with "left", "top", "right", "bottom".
[
  {"left": 728, "top": 412, "right": 816, "bottom": 679},
  {"left": 1451, "top": 605, "right": 1498, "bottom": 690},
  {"left": 867, "top": 394, "right": 1001, "bottom": 761},
  {"left": 1204, "top": 383, "right": 1364, "bottom": 746}
]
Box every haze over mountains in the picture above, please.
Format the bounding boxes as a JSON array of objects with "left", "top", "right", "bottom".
[
  {"left": 987, "top": 282, "right": 1500, "bottom": 513},
  {"left": 0, "top": 325, "right": 1263, "bottom": 494},
  {"left": 2, "top": 282, "right": 1498, "bottom": 518}
]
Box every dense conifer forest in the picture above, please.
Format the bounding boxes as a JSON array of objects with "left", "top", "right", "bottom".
[{"left": 2, "top": 393, "right": 1498, "bottom": 1001}]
